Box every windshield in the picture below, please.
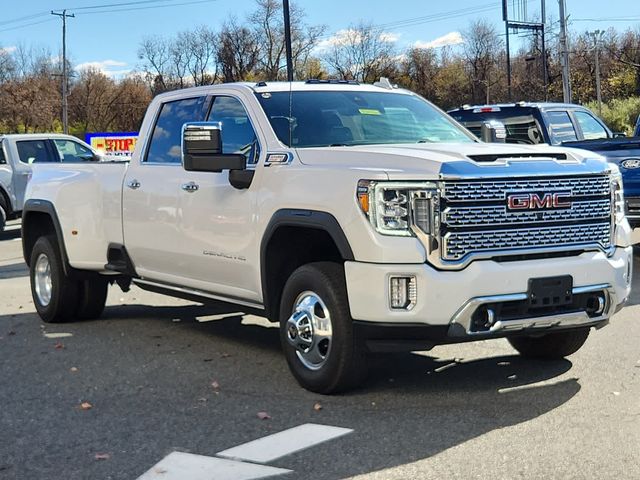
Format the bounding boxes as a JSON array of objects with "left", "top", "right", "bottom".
[{"left": 256, "top": 90, "right": 475, "bottom": 147}]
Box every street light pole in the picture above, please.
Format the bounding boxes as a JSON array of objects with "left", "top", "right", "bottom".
[
  {"left": 589, "top": 30, "right": 604, "bottom": 116},
  {"left": 558, "top": 0, "right": 572, "bottom": 103},
  {"left": 282, "top": 0, "right": 294, "bottom": 82},
  {"left": 51, "top": 9, "right": 75, "bottom": 134}
]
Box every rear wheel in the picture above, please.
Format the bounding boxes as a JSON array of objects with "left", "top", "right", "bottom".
[
  {"left": 30, "top": 235, "right": 80, "bottom": 323},
  {"left": 508, "top": 328, "right": 590, "bottom": 359},
  {"left": 76, "top": 278, "right": 109, "bottom": 320},
  {"left": 279, "top": 262, "right": 367, "bottom": 394}
]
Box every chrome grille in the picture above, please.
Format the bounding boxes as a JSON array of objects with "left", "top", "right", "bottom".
[
  {"left": 443, "top": 199, "right": 610, "bottom": 227},
  {"left": 439, "top": 175, "right": 613, "bottom": 263},
  {"left": 443, "top": 175, "right": 610, "bottom": 202},
  {"left": 444, "top": 223, "right": 611, "bottom": 261}
]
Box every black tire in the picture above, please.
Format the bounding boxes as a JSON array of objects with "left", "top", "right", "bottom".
[
  {"left": 508, "top": 328, "right": 590, "bottom": 359},
  {"left": 0, "top": 196, "right": 7, "bottom": 233},
  {"left": 29, "top": 235, "right": 80, "bottom": 323},
  {"left": 76, "top": 278, "right": 109, "bottom": 320},
  {"left": 279, "top": 262, "right": 367, "bottom": 394}
]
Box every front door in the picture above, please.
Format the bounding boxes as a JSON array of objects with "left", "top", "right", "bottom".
[{"left": 177, "top": 95, "right": 262, "bottom": 302}]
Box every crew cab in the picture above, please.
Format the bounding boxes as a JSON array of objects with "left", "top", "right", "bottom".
[
  {"left": 448, "top": 103, "right": 640, "bottom": 227},
  {"left": 22, "top": 82, "right": 635, "bottom": 393},
  {"left": 0, "top": 133, "right": 107, "bottom": 232}
]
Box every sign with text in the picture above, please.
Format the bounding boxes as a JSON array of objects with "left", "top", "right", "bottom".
[{"left": 85, "top": 132, "right": 139, "bottom": 158}]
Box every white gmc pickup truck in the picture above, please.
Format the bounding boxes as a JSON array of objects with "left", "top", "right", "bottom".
[{"left": 22, "top": 80, "right": 635, "bottom": 393}]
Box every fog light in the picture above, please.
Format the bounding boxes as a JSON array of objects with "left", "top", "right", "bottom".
[{"left": 389, "top": 276, "right": 417, "bottom": 310}]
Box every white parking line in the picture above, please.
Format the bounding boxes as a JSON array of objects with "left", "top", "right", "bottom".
[
  {"left": 136, "top": 452, "right": 290, "bottom": 480},
  {"left": 217, "top": 423, "right": 353, "bottom": 464}
]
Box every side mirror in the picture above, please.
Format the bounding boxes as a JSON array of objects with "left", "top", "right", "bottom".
[
  {"left": 480, "top": 120, "right": 507, "bottom": 143},
  {"left": 613, "top": 132, "right": 627, "bottom": 138},
  {"left": 182, "top": 122, "right": 245, "bottom": 172}
]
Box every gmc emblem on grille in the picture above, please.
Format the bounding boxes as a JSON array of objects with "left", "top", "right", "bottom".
[{"left": 507, "top": 192, "right": 572, "bottom": 210}]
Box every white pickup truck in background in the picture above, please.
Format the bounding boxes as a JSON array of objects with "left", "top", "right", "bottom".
[
  {"left": 0, "top": 133, "right": 108, "bottom": 232},
  {"left": 21, "top": 81, "right": 636, "bottom": 393}
]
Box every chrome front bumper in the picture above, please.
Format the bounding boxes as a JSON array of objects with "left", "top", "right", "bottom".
[{"left": 448, "top": 283, "right": 616, "bottom": 337}]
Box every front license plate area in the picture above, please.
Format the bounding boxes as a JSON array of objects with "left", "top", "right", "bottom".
[{"left": 528, "top": 275, "right": 573, "bottom": 309}]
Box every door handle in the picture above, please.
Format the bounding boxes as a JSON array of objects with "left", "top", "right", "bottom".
[
  {"left": 181, "top": 182, "right": 199, "bottom": 193},
  {"left": 127, "top": 179, "right": 141, "bottom": 190}
]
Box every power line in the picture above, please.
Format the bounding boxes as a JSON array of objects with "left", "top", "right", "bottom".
[
  {"left": 66, "top": 0, "right": 178, "bottom": 11},
  {"left": 0, "top": 18, "right": 57, "bottom": 34},
  {"left": 0, "top": 12, "right": 50, "bottom": 28},
  {"left": 71, "top": 0, "right": 219, "bottom": 16}
]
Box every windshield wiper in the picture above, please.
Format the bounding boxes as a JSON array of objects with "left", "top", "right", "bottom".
[
  {"left": 329, "top": 143, "right": 352, "bottom": 147},
  {"left": 417, "top": 139, "right": 434, "bottom": 143}
]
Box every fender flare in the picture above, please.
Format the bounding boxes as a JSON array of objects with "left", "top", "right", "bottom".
[
  {"left": 21, "top": 199, "right": 71, "bottom": 274},
  {"left": 260, "top": 209, "right": 354, "bottom": 316}
]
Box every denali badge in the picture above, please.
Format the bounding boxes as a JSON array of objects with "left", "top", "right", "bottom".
[{"left": 507, "top": 192, "right": 571, "bottom": 210}]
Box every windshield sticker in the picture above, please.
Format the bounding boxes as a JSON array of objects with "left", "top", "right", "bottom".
[{"left": 358, "top": 108, "right": 382, "bottom": 116}]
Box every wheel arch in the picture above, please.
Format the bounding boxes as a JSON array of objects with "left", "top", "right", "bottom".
[
  {"left": 260, "top": 209, "right": 354, "bottom": 322},
  {"left": 22, "top": 199, "right": 70, "bottom": 274}
]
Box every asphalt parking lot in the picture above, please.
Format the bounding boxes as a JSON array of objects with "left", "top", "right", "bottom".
[{"left": 1, "top": 219, "right": 639, "bottom": 480}]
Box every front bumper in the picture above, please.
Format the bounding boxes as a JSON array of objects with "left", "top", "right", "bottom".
[{"left": 345, "top": 247, "right": 633, "bottom": 338}]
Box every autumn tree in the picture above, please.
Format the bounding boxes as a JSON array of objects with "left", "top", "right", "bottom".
[{"left": 323, "top": 22, "right": 398, "bottom": 83}]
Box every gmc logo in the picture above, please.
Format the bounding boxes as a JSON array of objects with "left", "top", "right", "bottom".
[{"left": 507, "top": 192, "right": 572, "bottom": 210}]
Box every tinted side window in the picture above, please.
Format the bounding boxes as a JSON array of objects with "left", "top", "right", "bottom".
[
  {"left": 53, "top": 139, "right": 94, "bottom": 162},
  {"left": 145, "top": 96, "right": 209, "bottom": 164},
  {"left": 547, "top": 111, "right": 578, "bottom": 143},
  {"left": 0, "top": 142, "right": 5, "bottom": 164},
  {"left": 16, "top": 140, "right": 56, "bottom": 164},
  {"left": 574, "top": 111, "right": 608, "bottom": 140},
  {"left": 208, "top": 96, "right": 259, "bottom": 164}
]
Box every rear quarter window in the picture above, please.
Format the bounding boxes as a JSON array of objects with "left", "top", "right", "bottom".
[{"left": 546, "top": 111, "right": 578, "bottom": 143}]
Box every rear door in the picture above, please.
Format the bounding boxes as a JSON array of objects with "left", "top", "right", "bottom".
[{"left": 122, "top": 95, "right": 211, "bottom": 281}]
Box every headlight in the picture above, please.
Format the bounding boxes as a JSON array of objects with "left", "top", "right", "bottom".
[
  {"left": 610, "top": 164, "right": 625, "bottom": 223},
  {"left": 357, "top": 180, "right": 438, "bottom": 236}
]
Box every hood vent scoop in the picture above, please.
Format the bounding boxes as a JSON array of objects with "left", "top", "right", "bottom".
[{"left": 469, "top": 152, "right": 568, "bottom": 163}]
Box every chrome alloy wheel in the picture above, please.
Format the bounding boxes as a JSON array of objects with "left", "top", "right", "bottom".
[
  {"left": 34, "top": 253, "right": 53, "bottom": 306},
  {"left": 286, "top": 291, "right": 333, "bottom": 370}
]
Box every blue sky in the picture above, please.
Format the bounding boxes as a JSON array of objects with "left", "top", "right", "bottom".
[{"left": 0, "top": 0, "right": 638, "bottom": 77}]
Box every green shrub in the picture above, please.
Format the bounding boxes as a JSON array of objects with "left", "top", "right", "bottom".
[{"left": 585, "top": 97, "right": 640, "bottom": 135}]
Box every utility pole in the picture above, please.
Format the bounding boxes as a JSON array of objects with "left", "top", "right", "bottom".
[
  {"left": 51, "top": 10, "right": 75, "bottom": 134},
  {"left": 282, "top": 0, "right": 294, "bottom": 82},
  {"left": 541, "top": 0, "right": 548, "bottom": 97},
  {"left": 558, "top": 0, "right": 572, "bottom": 103},
  {"left": 589, "top": 30, "right": 605, "bottom": 115}
]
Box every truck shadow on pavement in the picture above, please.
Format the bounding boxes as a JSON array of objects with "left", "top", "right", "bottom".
[
  {"left": 0, "top": 261, "right": 28, "bottom": 280},
  {"left": 2, "top": 303, "right": 581, "bottom": 480},
  {"left": 99, "top": 303, "right": 580, "bottom": 478}
]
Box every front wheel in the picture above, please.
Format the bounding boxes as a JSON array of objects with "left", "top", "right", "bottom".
[
  {"left": 508, "top": 328, "right": 590, "bottom": 359},
  {"left": 279, "top": 262, "right": 367, "bottom": 394},
  {"left": 0, "top": 197, "right": 7, "bottom": 232}
]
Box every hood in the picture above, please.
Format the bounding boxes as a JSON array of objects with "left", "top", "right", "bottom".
[{"left": 295, "top": 142, "right": 609, "bottom": 180}]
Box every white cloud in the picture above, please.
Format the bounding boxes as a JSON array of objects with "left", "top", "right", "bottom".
[
  {"left": 75, "top": 59, "right": 130, "bottom": 78},
  {"left": 314, "top": 29, "right": 400, "bottom": 53},
  {"left": 379, "top": 32, "right": 400, "bottom": 43},
  {"left": 0, "top": 46, "right": 16, "bottom": 55},
  {"left": 414, "top": 31, "right": 464, "bottom": 50}
]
